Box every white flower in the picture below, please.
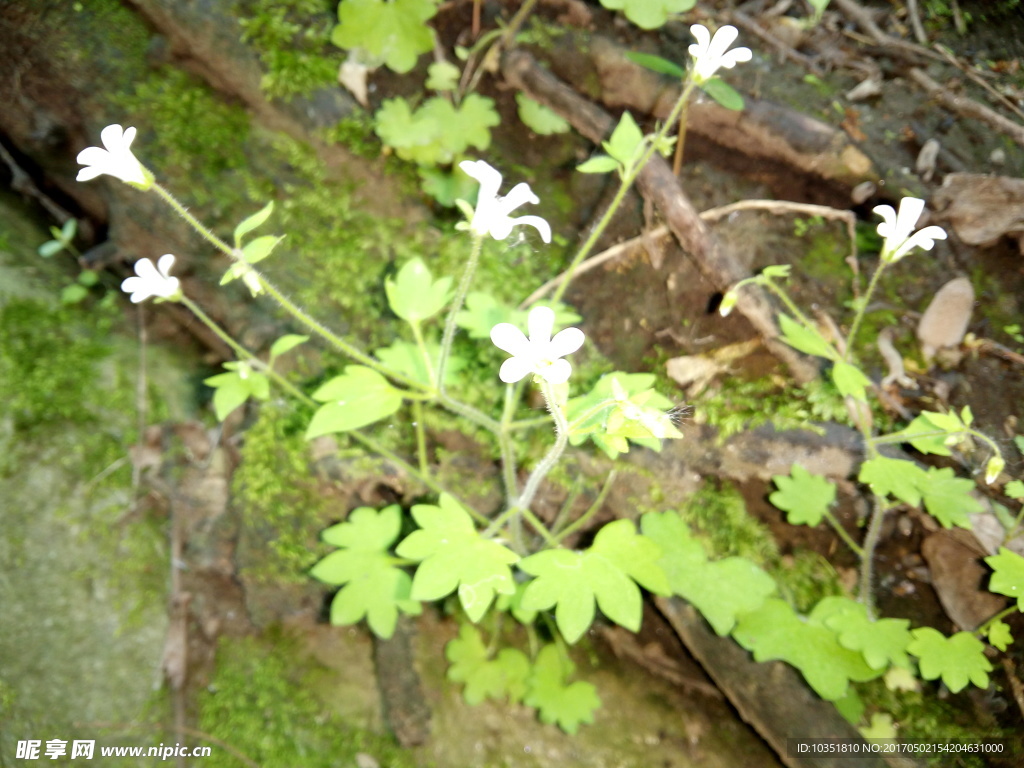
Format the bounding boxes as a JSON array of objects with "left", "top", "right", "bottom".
[
  {"left": 688, "top": 24, "right": 752, "bottom": 83},
  {"left": 873, "top": 197, "right": 947, "bottom": 263},
  {"left": 121, "top": 254, "right": 181, "bottom": 303},
  {"left": 76, "top": 124, "right": 152, "bottom": 188},
  {"left": 490, "top": 306, "right": 584, "bottom": 384},
  {"left": 459, "top": 160, "right": 552, "bottom": 243}
]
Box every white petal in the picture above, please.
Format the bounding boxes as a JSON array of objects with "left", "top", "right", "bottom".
[
  {"left": 499, "top": 357, "right": 533, "bottom": 383},
  {"left": 548, "top": 326, "right": 585, "bottom": 358},
  {"left": 100, "top": 124, "right": 128, "bottom": 151},
  {"left": 76, "top": 166, "right": 103, "bottom": 182},
  {"left": 892, "top": 227, "right": 947, "bottom": 261},
  {"left": 708, "top": 25, "right": 740, "bottom": 61},
  {"left": 133, "top": 258, "right": 160, "bottom": 282},
  {"left": 459, "top": 159, "right": 502, "bottom": 201},
  {"left": 510, "top": 215, "right": 551, "bottom": 243},
  {"left": 539, "top": 359, "right": 572, "bottom": 384},
  {"left": 156, "top": 253, "right": 176, "bottom": 277},
  {"left": 720, "top": 46, "right": 753, "bottom": 69},
  {"left": 498, "top": 182, "right": 539, "bottom": 214},
  {"left": 527, "top": 306, "right": 556, "bottom": 343},
  {"left": 895, "top": 197, "right": 926, "bottom": 235},
  {"left": 490, "top": 322, "right": 531, "bottom": 356},
  {"left": 689, "top": 24, "right": 711, "bottom": 58},
  {"left": 872, "top": 204, "right": 898, "bottom": 238},
  {"left": 121, "top": 276, "right": 148, "bottom": 302}
]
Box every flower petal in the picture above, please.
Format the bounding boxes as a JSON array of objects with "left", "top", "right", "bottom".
[
  {"left": 539, "top": 359, "right": 572, "bottom": 384},
  {"left": 157, "top": 253, "right": 176, "bottom": 277},
  {"left": 527, "top": 306, "right": 556, "bottom": 344},
  {"left": 708, "top": 25, "right": 740, "bottom": 61},
  {"left": 459, "top": 159, "right": 501, "bottom": 201},
  {"left": 510, "top": 215, "right": 551, "bottom": 244},
  {"left": 490, "top": 322, "right": 531, "bottom": 357},
  {"left": 498, "top": 182, "right": 540, "bottom": 214},
  {"left": 895, "top": 197, "right": 926, "bottom": 235},
  {"left": 120, "top": 276, "right": 148, "bottom": 303},
  {"left": 688, "top": 24, "right": 711, "bottom": 59},
  {"left": 872, "top": 205, "right": 899, "bottom": 243},
  {"left": 548, "top": 326, "right": 585, "bottom": 358},
  {"left": 499, "top": 357, "right": 534, "bottom": 383}
]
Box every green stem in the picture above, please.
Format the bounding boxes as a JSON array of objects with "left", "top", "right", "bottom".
[
  {"left": 517, "top": 379, "right": 570, "bottom": 514},
  {"left": 671, "top": 95, "right": 691, "bottom": 175},
  {"left": 500, "top": 384, "right": 520, "bottom": 508},
  {"left": 858, "top": 492, "right": 887, "bottom": 619},
  {"left": 552, "top": 471, "right": 616, "bottom": 545},
  {"left": 182, "top": 297, "right": 487, "bottom": 524},
  {"left": 153, "top": 183, "right": 234, "bottom": 256},
  {"left": 520, "top": 506, "right": 558, "bottom": 547},
  {"left": 822, "top": 509, "right": 864, "bottom": 558},
  {"left": 551, "top": 78, "right": 697, "bottom": 305},
  {"left": 154, "top": 183, "right": 426, "bottom": 391},
  {"left": 413, "top": 400, "right": 429, "bottom": 479},
  {"left": 844, "top": 260, "right": 888, "bottom": 361},
  {"left": 975, "top": 606, "right": 1019, "bottom": 638},
  {"left": 438, "top": 234, "right": 483, "bottom": 393},
  {"left": 409, "top": 320, "right": 437, "bottom": 388}
]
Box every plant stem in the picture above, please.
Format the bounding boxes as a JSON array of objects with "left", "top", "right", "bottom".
[
  {"left": 516, "top": 379, "right": 569, "bottom": 514},
  {"left": 858, "top": 493, "right": 887, "bottom": 618},
  {"left": 438, "top": 234, "right": 483, "bottom": 392},
  {"left": 500, "top": 384, "right": 520, "bottom": 507},
  {"left": 409, "top": 320, "right": 437, "bottom": 388},
  {"left": 181, "top": 297, "right": 487, "bottom": 523},
  {"left": 413, "top": 400, "right": 429, "bottom": 478},
  {"left": 552, "top": 471, "right": 616, "bottom": 544},
  {"left": 154, "top": 183, "right": 426, "bottom": 391},
  {"left": 844, "top": 259, "right": 888, "bottom": 361},
  {"left": 822, "top": 509, "right": 864, "bottom": 558},
  {"left": 551, "top": 78, "right": 697, "bottom": 305}
]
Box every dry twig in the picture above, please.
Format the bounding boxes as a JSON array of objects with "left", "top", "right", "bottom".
[
  {"left": 909, "top": 68, "right": 1024, "bottom": 148},
  {"left": 521, "top": 200, "right": 858, "bottom": 307}
]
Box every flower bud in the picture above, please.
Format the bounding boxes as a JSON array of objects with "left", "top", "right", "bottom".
[{"left": 985, "top": 455, "right": 1005, "bottom": 485}]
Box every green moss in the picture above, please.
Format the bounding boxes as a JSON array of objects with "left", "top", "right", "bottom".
[
  {"left": 699, "top": 375, "right": 849, "bottom": 441},
  {"left": 233, "top": 402, "right": 329, "bottom": 582},
  {"left": 237, "top": 0, "right": 339, "bottom": 101},
  {"left": 198, "top": 632, "right": 418, "bottom": 768},
  {"left": 0, "top": 300, "right": 109, "bottom": 432},
  {"left": 114, "top": 68, "right": 251, "bottom": 208},
  {"left": 322, "top": 113, "right": 381, "bottom": 159},
  {"left": 774, "top": 549, "right": 844, "bottom": 614},
  {"left": 680, "top": 480, "right": 780, "bottom": 565}
]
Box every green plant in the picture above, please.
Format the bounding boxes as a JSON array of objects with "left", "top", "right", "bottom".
[{"left": 69, "top": 15, "right": 1024, "bottom": 742}]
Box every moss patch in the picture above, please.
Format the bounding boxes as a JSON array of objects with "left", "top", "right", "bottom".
[{"left": 198, "top": 632, "right": 418, "bottom": 768}]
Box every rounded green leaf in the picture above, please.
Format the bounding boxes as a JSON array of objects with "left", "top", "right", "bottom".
[{"left": 307, "top": 366, "right": 404, "bottom": 437}]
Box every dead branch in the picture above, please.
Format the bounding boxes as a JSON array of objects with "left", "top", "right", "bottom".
[
  {"left": 521, "top": 200, "right": 858, "bottom": 308},
  {"left": 908, "top": 68, "right": 1024, "bottom": 148}
]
